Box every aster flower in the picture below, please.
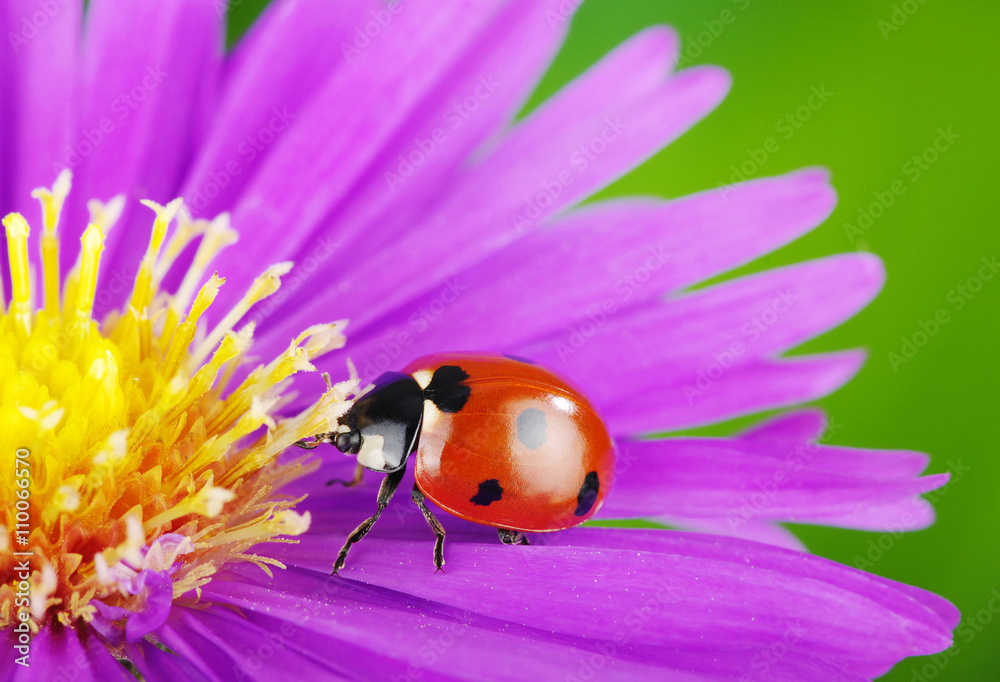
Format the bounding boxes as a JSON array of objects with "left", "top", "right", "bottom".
[{"left": 0, "top": 1, "right": 957, "bottom": 680}]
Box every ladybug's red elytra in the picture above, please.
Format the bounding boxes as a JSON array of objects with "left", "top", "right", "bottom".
[{"left": 296, "top": 352, "right": 616, "bottom": 574}]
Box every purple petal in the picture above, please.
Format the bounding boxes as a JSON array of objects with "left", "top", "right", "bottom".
[
  {"left": 196, "top": 564, "right": 867, "bottom": 681},
  {"left": 256, "top": 28, "right": 729, "bottom": 351},
  {"left": 210, "top": 0, "right": 513, "bottom": 303},
  {"left": 65, "top": 0, "right": 224, "bottom": 288},
  {"left": 179, "top": 0, "right": 376, "bottom": 218},
  {"left": 6, "top": 624, "right": 132, "bottom": 682},
  {"left": 2, "top": 0, "right": 81, "bottom": 219},
  {"left": 309, "top": 168, "right": 837, "bottom": 382},
  {"left": 741, "top": 408, "right": 830, "bottom": 442},
  {"left": 604, "top": 436, "right": 947, "bottom": 536},
  {"left": 517, "top": 253, "right": 881, "bottom": 422},
  {"left": 256, "top": 529, "right": 955, "bottom": 679}
]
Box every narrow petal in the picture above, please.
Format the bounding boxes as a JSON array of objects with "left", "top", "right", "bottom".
[
  {"left": 179, "top": 0, "right": 376, "bottom": 218},
  {"left": 298, "top": 169, "right": 836, "bottom": 380},
  {"left": 3, "top": 0, "right": 81, "bottom": 219},
  {"left": 260, "top": 29, "right": 730, "bottom": 348},
  {"left": 210, "top": 0, "right": 512, "bottom": 304},
  {"left": 65, "top": 0, "right": 224, "bottom": 289},
  {"left": 604, "top": 436, "right": 948, "bottom": 537}
]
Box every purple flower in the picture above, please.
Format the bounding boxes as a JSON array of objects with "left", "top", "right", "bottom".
[{"left": 0, "top": 1, "right": 957, "bottom": 680}]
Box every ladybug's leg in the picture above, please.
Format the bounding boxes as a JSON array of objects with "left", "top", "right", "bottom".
[
  {"left": 326, "top": 462, "right": 365, "bottom": 487},
  {"left": 497, "top": 528, "right": 530, "bottom": 546},
  {"left": 411, "top": 485, "right": 446, "bottom": 572},
  {"left": 332, "top": 467, "right": 405, "bottom": 575},
  {"left": 293, "top": 431, "right": 334, "bottom": 450}
]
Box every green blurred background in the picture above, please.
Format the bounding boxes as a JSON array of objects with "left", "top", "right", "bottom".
[{"left": 229, "top": 2, "right": 1000, "bottom": 679}]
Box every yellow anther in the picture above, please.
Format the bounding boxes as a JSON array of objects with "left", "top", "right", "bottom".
[
  {"left": 129, "top": 198, "right": 183, "bottom": 314},
  {"left": 173, "top": 212, "right": 238, "bottom": 312},
  {"left": 74, "top": 224, "right": 105, "bottom": 327},
  {"left": 190, "top": 262, "right": 293, "bottom": 369},
  {"left": 3, "top": 213, "right": 33, "bottom": 333},
  {"left": 32, "top": 170, "right": 72, "bottom": 317}
]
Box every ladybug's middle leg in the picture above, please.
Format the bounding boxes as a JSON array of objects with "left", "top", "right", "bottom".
[
  {"left": 411, "top": 484, "right": 446, "bottom": 572},
  {"left": 332, "top": 467, "right": 405, "bottom": 575}
]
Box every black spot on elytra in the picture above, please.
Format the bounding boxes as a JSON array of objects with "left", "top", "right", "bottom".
[
  {"left": 503, "top": 354, "right": 536, "bottom": 365},
  {"left": 423, "top": 365, "right": 471, "bottom": 413},
  {"left": 574, "top": 471, "right": 600, "bottom": 517},
  {"left": 470, "top": 479, "right": 503, "bottom": 506},
  {"left": 517, "top": 408, "right": 548, "bottom": 449}
]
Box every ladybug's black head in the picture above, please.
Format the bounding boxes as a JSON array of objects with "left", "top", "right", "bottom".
[{"left": 335, "top": 371, "right": 424, "bottom": 473}]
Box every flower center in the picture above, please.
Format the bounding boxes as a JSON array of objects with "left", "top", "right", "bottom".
[{"left": 0, "top": 173, "right": 353, "bottom": 634}]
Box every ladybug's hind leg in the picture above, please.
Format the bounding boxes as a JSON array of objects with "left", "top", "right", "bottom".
[
  {"left": 411, "top": 485, "right": 446, "bottom": 572},
  {"left": 497, "top": 528, "right": 530, "bottom": 545},
  {"left": 332, "top": 467, "right": 405, "bottom": 575}
]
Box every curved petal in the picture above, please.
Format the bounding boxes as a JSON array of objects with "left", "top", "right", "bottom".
[
  {"left": 257, "top": 528, "right": 956, "bottom": 680},
  {"left": 195, "top": 564, "right": 868, "bottom": 681}
]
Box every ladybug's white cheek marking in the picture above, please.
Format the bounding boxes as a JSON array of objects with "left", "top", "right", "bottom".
[
  {"left": 413, "top": 370, "right": 434, "bottom": 390},
  {"left": 357, "top": 434, "right": 387, "bottom": 471}
]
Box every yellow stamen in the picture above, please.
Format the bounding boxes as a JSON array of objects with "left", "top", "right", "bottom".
[
  {"left": 129, "top": 198, "right": 182, "bottom": 314},
  {"left": 0, "top": 176, "right": 356, "bottom": 631},
  {"left": 190, "top": 261, "right": 293, "bottom": 368},
  {"left": 31, "top": 170, "right": 72, "bottom": 317},
  {"left": 74, "top": 224, "right": 104, "bottom": 328},
  {"left": 3, "top": 213, "right": 33, "bottom": 333}
]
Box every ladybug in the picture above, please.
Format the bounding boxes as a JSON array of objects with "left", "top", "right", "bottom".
[{"left": 296, "top": 352, "right": 615, "bottom": 574}]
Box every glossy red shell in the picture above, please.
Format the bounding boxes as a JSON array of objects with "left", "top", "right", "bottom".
[{"left": 403, "top": 353, "right": 615, "bottom": 532}]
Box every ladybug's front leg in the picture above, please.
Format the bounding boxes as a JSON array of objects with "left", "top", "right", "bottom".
[
  {"left": 497, "top": 528, "right": 530, "bottom": 545},
  {"left": 332, "top": 467, "right": 405, "bottom": 575},
  {"left": 411, "top": 484, "right": 446, "bottom": 573}
]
